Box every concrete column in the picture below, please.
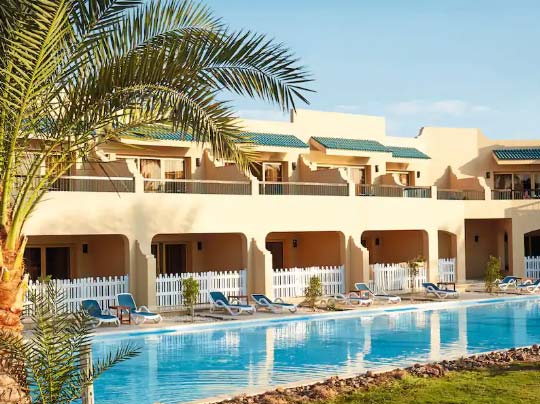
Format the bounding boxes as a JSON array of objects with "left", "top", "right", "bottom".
[
  {"left": 247, "top": 236, "right": 273, "bottom": 297},
  {"left": 455, "top": 226, "right": 466, "bottom": 283},
  {"left": 512, "top": 223, "right": 525, "bottom": 277},
  {"left": 424, "top": 230, "right": 439, "bottom": 282},
  {"left": 132, "top": 239, "right": 157, "bottom": 310},
  {"left": 346, "top": 235, "right": 370, "bottom": 290}
]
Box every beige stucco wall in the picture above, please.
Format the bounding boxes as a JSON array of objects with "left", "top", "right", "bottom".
[
  {"left": 21, "top": 109, "right": 540, "bottom": 301},
  {"left": 362, "top": 230, "right": 427, "bottom": 264},
  {"left": 464, "top": 219, "right": 512, "bottom": 279},
  {"left": 27, "top": 234, "right": 127, "bottom": 278},
  {"left": 152, "top": 233, "right": 246, "bottom": 273},
  {"left": 266, "top": 231, "right": 344, "bottom": 268}
]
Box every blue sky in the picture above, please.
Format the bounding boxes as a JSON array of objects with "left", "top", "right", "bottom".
[{"left": 205, "top": 0, "right": 540, "bottom": 139}]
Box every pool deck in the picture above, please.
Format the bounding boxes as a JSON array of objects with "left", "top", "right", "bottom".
[{"left": 92, "top": 289, "right": 540, "bottom": 338}]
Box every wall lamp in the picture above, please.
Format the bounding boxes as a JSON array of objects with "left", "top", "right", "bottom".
[
  {"left": 375, "top": 165, "right": 379, "bottom": 173},
  {"left": 292, "top": 162, "right": 297, "bottom": 171},
  {"left": 474, "top": 235, "right": 479, "bottom": 243},
  {"left": 197, "top": 241, "right": 203, "bottom": 250},
  {"left": 292, "top": 239, "right": 298, "bottom": 248},
  {"left": 375, "top": 238, "right": 380, "bottom": 246},
  {"left": 195, "top": 158, "right": 201, "bottom": 167},
  {"left": 486, "top": 172, "right": 491, "bottom": 179},
  {"left": 416, "top": 171, "right": 421, "bottom": 179}
]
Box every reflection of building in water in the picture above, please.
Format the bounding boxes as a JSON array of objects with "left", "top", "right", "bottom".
[{"left": 273, "top": 321, "right": 308, "bottom": 347}]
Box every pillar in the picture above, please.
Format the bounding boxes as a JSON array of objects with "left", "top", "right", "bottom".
[
  {"left": 455, "top": 226, "right": 466, "bottom": 283},
  {"left": 247, "top": 236, "right": 273, "bottom": 297},
  {"left": 512, "top": 223, "right": 525, "bottom": 277},
  {"left": 132, "top": 239, "right": 157, "bottom": 309},
  {"left": 424, "top": 229, "right": 439, "bottom": 282},
  {"left": 346, "top": 235, "right": 370, "bottom": 290}
]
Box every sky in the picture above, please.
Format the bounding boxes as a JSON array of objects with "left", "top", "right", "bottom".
[{"left": 204, "top": 0, "right": 540, "bottom": 139}]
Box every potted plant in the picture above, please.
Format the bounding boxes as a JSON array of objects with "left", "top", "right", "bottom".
[
  {"left": 182, "top": 277, "right": 199, "bottom": 321},
  {"left": 407, "top": 255, "right": 426, "bottom": 300},
  {"left": 485, "top": 255, "right": 502, "bottom": 294},
  {"left": 305, "top": 276, "right": 323, "bottom": 311}
]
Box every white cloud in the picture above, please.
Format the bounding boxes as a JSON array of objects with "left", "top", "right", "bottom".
[
  {"left": 236, "top": 109, "right": 289, "bottom": 121},
  {"left": 386, "top": 99, "right": 493, "bottom": 117}
]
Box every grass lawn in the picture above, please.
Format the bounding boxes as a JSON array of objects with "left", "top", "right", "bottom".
[{"left": 329, "top": 363, "right": 540, "bottom": 404}]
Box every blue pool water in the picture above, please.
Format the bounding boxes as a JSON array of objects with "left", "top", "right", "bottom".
[{"left": 92, "top": 298, "right": 540, "bottom": 403}]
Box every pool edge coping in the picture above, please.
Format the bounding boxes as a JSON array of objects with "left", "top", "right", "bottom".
[{"left": 92, "top": 294, "right": 540, "bottom": 341}]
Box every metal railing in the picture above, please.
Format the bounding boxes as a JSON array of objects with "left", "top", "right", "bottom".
[
  {"left": 491, "top": 189, "right": 540, "bottom": 200},
  {"left": 259, "top": 181, "right": 349, "bottom": 196},
  {"left": 356, "top": 184, "right": 432, "bottom": 198},
  {"left": 49, "top": 176, "right": 135, "bottom": 192},
  {"left": 437, "top": 189, "right": 485, "bottom": 200},
  {"left": 143, "top": 179, "right": 251, "bottom": 195}
]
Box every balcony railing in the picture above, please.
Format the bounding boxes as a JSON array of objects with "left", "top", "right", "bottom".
[
  {"left": 143, "top": 179, "right": 251, "bottom": 195},
  {"left": 356, "top": 184, "right": 432, "bottom": 198},
  {"left": 50, "top": 176, "right": 135, "bottom": 192},
  {"left": 259, "top": 181, "right": 349, "bottom": 196},
  {"left": 437, "top": 189, "right": 485, "bottom": 200},
  {"left": 492, "top": 189, "right": 540, "bottom": 200}
]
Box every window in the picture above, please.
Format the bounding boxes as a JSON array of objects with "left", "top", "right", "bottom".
[
  {"left": 348, "top": 167, "right": 366, "bottom": 185},
  {"left": 494, "top": 173, "right": 512, "bottom": 190},
  {"left": 259, "top": 162, "right": 282, "bottom": 182},
  {"left": 163, "top": 159, "right": 185, "bottom": 179},
  {"left": 513, "top": 173, "right": 531, "bottom": 192},
  {"left": 397, "top": 172, "right": 410, "bottom": 186},
  {"left": 317, "top": 165, "right": 367, "bottom": 184},
  {"left": 23, "top": 248, "right": 42, "bottom": 280}
]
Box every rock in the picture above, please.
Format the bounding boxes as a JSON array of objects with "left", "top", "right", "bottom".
[
  {"left": 393, "top": 370, "right": 407, "bottom": 380},
  {"left": 311, "top": 385, "right": 338, "bottom": 400}
]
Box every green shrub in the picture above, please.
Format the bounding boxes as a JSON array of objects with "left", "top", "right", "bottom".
[
  {"left": 305, "top": 276, "right": 323, "bottom": 310},
  {"left": 0, "top": 283, "right": 139, "bottom": 404},
  {"left": 182, "top": 277, "right": 199, "bottom": 320},
  {"left": 407, "top": 255, "right": 425, "bottom": 294},
  {"left": 485, "top": 255, "right": 502, "bottom": 294}
]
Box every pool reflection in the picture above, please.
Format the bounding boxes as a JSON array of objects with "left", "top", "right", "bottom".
[{"left": 93, "top": 299, "right": 540, "bottom": 404}]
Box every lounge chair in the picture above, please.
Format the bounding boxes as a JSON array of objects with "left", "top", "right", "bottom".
[
  {"left": 81, "top": 299, "right": 119, "bottom": 327},
  {"left": 326, "top": 293, "right": 373, "bottom": 307},
  {"left": 209, "top": 291, "right": 255, "bottom": 316},
  {"left": 117, "top": 293, "right": 162, "bottom": 325},
  {"left": 251, "top": 294, "right": 297, "bottom": 313},
  {"left": 518, "top": 279, "right": 540, "bottom": 293},
  {"left": 422, "top": 283, "right": 460, "bottom": 299},
  {"left": 495, "top": 276, "right": 519, "bottom": 291},
  {"left": 354, "top": 282, "right": 401, "bottom": 304}
]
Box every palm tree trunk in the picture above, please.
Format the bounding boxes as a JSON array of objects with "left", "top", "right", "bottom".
[{"left": 0, "top": 233, "right": 31, "bottom": 404}]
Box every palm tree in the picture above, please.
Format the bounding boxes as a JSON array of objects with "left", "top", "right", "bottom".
[{"left": 0, "top": 0, "right": 311, "bottom": 398}]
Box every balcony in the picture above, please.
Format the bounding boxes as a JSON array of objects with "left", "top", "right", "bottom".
[
  {"left": 355, "top": 184, "right": 432, "bottom": 198},
  {"left": 492, "top": 189, "right": 540, "bottom": 200},
  {"left": 259, "top": 181, "right": 349, "bottom": 196},
  {"left": 437, "top": 189, "right": 485, "bottom": 200},
  {"left": 143, "top": 179, "right": 251, "bottom": 195},
  {"left": 49, "top": 176, "right": 135, "bottom": 193}
]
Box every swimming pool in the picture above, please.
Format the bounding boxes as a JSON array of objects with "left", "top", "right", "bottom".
[{"left": 92, "top": 297, "right": 540, "bottom": 403}]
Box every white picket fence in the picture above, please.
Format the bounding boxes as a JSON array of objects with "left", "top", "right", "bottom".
[
  {"left": 525, "top": 256, "right": 540, "bottom": 279},
  {"left": 438, "top": 258, "right": 456, "bottom": 282},
  {"left": 155, "top": 270, "right": 247, "bottom": 308},
  {"left": 25, "top": 276, "right": 129, "bottom": 313},
  {"left": 272, "top": 266, "right": 345, "bottom": 298},
  {"left": 369, "top": 263, "right": 427, "bottom": 293}
]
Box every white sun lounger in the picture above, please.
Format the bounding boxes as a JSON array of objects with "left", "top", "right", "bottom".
[
  {"left": 209, "top": 291, "right": 255, "bottom": 316},
  {"left": 326, "top": 293, "right": 373, "bottom": 307},
  {"left": 517, "top": 279, "right": 540, "bottom": 293},
  {"left": 354, "top": 282, "right": 401, "bottom": 304},
  {"left": 251, "top": 294, "right": 297, "bottom": 313},
  {"left": 422, "top": 283, "right": 459, "bottom": 299}
]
